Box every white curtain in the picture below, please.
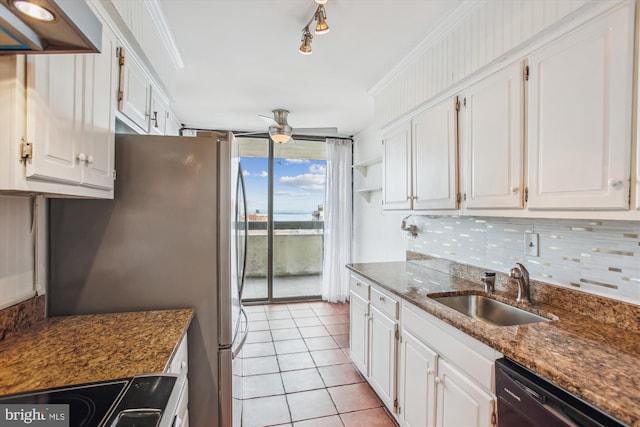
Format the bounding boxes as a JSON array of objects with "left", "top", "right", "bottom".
[{"left": 322, "top": 138, "right": 353, "bottom": 303}]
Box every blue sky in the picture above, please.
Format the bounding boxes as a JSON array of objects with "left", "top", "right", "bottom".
[{"left": 241, "top": 157, "right": 326, "bottom": 214}]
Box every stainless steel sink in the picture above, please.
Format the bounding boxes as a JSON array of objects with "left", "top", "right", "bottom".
[{"left": 431, "top": 294, "right": 551, "bottom": 326}]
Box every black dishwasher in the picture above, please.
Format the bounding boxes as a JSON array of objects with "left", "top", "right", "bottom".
[{"left": 495, "top": 358, "right": 626, "bottom": 427}]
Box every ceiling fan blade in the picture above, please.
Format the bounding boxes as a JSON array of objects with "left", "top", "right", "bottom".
[
  {"left": 258, "top": 114, "right": 280, "bottom": 128},
  {"left": 292, "top": 127, "right": 339, "bottom": 135}
]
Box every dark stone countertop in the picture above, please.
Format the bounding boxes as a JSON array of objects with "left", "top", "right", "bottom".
[{"left": 347, "top": 261, "right": 640, "bottom": 427}]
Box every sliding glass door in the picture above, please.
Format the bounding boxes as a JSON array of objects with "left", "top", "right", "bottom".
[{"left": 239, "top": 137, "right": 326, "bottom": 303}]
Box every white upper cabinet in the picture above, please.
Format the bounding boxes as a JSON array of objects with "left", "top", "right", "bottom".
[
  {"left": 461, "top": 61, "right": 524, "bottom": 209},
  {"left": 149, "top": 89, "right": 169, "bottom": 136},
  {"left": 0, "top": 25, "right": 117, "bottom": 198},
  {"left": 26, "top": 54, "right": 83, "bottom": 185},
  {"left": 527, "top": 3, "right": 634, "bottom": 210},
  {"left": 81, "top": 27, "right": 117, "bottom": 190},
  {"left": 117, "top": 47, "right": 151, "bottom": 133},
  {"left": 412, "top": 98, "right": 459, "bottom": 210},
  {"left": 382, "top": 97, "right": 459, "bottom": 212},
  {"left": 382, "top": 122, "right": 412, "bottom": 210}
]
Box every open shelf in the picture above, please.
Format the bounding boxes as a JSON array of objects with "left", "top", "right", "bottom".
[
  {"left": 353, "top": 156, "right": 382, "bottom": 177},
  {"left": 355, "top": 186, "right": 382, "bottom": 202}
]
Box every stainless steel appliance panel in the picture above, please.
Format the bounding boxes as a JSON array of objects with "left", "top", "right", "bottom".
[{"left": 49, "top": 134, "right": 233, "bottom": 426}]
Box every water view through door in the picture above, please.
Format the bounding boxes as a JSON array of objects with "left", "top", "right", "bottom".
[{"left": 239, "top": 137, "right": 327, "bottom": 302}]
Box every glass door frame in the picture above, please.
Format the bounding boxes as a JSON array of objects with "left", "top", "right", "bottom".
[{"left": 241, "top": 137, "right": 323, "bottom": 305}]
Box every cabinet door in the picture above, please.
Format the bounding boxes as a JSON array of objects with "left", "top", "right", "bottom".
[
  {"left": 149, "top": 89, "right": 168, "bottom": 136},
  {"left": 412, "top": 98, "right": 459, "bottom": 210},
  {"left": 26, "top": 54, "right": 83, "bottom": 184},
  {"left": 118, "top": 49, "right": 150, "bottom": 133},
  {"left": 382, "top": 122, "right": 412, "bottom": 210},
  {"left": 527, "top": 4, "right": 633, "bottom": 210},
  {"left": 349, "top": 291, "right": 369, "bottom": 375},
  {"left": 436, "top": 359, "right": 495, "bottom": 427},
  {"left": 369, "top": 305, "right": 397, "bottom": 410},
  {"left": 81, "top": 27, "right": 116, "bottom": 190},
  {"left": 398, "top": 329, "right": 438, "bottom": 427},
  {"left": 463, "top": 61, "right": 524, "bottom": 209}
]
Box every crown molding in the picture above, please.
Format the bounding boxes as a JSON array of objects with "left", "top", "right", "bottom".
[
  {"left": 144, "top": 0, "right": 184, "bottom": 69},
  {"left": 368, "top": 0, "right": 484, "bottom": 96}
]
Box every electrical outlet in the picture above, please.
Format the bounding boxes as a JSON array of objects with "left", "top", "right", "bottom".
[{"left": 525, "top": 233, "right": 539, "bottom": 257}]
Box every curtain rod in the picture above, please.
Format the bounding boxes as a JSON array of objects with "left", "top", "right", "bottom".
[{"left": 180, "top": 127, "right": 353, "bottom": 143}]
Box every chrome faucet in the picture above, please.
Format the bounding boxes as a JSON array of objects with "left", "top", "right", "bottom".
[
  {"left": 509, "top": 263, "right": 530, "bottom": 303},
  {"left": 481, "top": 272, "right": 496, "bottom": 294}
]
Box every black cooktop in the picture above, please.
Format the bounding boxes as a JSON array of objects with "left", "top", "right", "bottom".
[{"left": 0, "top": 380, "right": 128, "bottom": 427}]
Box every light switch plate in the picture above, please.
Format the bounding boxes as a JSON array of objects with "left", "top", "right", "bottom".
[{"left": 525, "top": 233, "right": 539, "bottom": 257}]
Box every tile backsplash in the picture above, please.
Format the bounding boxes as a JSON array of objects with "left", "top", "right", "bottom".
[{"left": 406, "top": 216, "right": 640, "bottom": 304}]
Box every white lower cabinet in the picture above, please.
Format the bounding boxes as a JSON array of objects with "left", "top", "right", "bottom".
[
  {"left": 349, "top": 274, "right": 399, "bottom": 413},
  {"left": 398, "top": 329, "right": 438, "bottom": 427},
  {"left": 368, "top": 305, "right": 398, "bottom": 409},
  {"left": 349, "top": 291, "right": 369, "bottom": 375},
  {"left": 398, "top": 301, "right": 499, "bottom": 427},
  {"left": 436, "top": 359, "right": 495, "bottom": 427}
]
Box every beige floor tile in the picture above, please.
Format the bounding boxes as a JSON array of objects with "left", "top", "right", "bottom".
[
  {"left": 340, "top": 407, "right": 398, "bottom": 427},
  {"left": 272, "top": 328, "right": 303, "bottom": 341},
  {"left": 243, "top": 356, "right": 280, "bottom": 376},
  {"left": 287, "top": 389, "right": 338, "bottom": 422},
  {"left": 249, "top": 320, "right": 270, "bottom": 331},
  {"left": 278, "top": 352, "right": 316, "bottom": 372},
  {"left": 242, "top": 342, "right": 276, "bottom": 358},
  {"left": 269, "top": 318, "right": 297, "bottom": 329},
  {"left": 299, "top": 325, "right": 330, "bottom": 338},
  {"left": 294, "top": 415, "right": 344, "bottom": 427},
  {"left": 319, "top": 314, "right": 350, "bottom": 325},
  {"left": 294, "top": 317, "right": 323, "bottom": 327},
  {"left": 333, "top": 334, "right": 350, "bottom": 348},
  {"left": 328, "top": 383, "right": 382, "bottom": 413},
  {"left": 243, "top": 395, "right": 291, "bottom": 427},
  {"left": 310, "top": 349, "right": 351, "bottom": 367},
  {"left": 274, "top": 339, "right": 308, "bottom": 355},
  {"left": 281, "top": 368, "right": 325, "bottom": 393},
  {"left": 246, "top": 330, "right": 272, "bottom": 344},
  {"left": 318, "top": 364, "right": 364, "bottom": 387},
  {"left": 243, "top": 373, "right": 284, "bottom": 399},
  {"left": 325, "top": 323, "right": 350, "bottom": 336},
  {"left": 304, "top": 336, "right": 338, "bottom": 351}
]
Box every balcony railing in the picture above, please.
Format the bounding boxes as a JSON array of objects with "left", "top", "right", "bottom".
[{"left": 245, "top": 221, "right": 324, "bottom": 277}]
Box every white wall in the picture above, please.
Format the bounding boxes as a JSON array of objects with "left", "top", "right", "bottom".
[{"left": 352, "top": 126, "right": 406, "bottom": 262}]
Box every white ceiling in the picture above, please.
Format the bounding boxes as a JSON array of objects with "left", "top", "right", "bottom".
[{"left": 159, "top": 0, "right": 463, "bottom": 137}]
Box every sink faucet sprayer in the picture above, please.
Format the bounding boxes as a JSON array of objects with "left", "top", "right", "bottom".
[{"left": 509, "top": 263, "right": 531, "bottom": 303}]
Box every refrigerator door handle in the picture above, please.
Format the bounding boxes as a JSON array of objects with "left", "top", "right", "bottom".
[
  {"left": 232, "top": 307, "right": 248, "bottom": 359},
  {"left": 238, "top": 167, "right": 248, "bottom": 300}
]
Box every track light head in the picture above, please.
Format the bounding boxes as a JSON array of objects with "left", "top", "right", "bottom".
[
  {"left": 314, "top": 5, "right": 329, "bottom": 35},
  {"left": 299, "top": 27, "right": 313, "bottom": 55}
]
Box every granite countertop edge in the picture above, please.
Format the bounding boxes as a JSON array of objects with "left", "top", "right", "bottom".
[
  {"left": 347, "top": 261, "right": 640, "bottom": 427},
  {"left": 0, "top": 308, "right": 194, "bottom": 396}
]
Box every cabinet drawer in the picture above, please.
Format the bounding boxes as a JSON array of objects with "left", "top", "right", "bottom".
[
  {"left": 370, "top": 286, "right": 398, "bottom": 320},
  {"left": 350, "top": 275, "right": 370, "bottom": 300},
  {"left": 402, "top": 302, "right": 500, "bottom": 390},
  {"left": 167, "top": 333, "right": 188, "bottom": 375}
]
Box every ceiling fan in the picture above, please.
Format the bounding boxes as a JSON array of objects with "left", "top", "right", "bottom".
[{"left": 256, "top": 109, "right": 338, "bottom": 143}]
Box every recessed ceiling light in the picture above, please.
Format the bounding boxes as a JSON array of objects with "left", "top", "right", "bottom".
[{"left": 13, "top": 1, "right": 55, "bottom": 22}]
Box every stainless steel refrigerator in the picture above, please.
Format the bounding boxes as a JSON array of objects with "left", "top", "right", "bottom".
[{"left": 48, "top": 132, "right": 248, "bottom": 427}]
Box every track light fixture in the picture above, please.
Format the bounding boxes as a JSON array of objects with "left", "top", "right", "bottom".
[
  {"left": 314, "top": 5, "right": 329, "bottom": 34},
  {"left": 299, "top": 27, "right": 313, "bottom": 55},
  {"left": 299, "top": 1, "right": 330, "bottom": 55}
]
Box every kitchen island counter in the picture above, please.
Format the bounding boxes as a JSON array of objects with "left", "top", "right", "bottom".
[
  {"left": 0, "top": 309, "right": 193, "bottom": 396},
  {"left": 348, "top": 261, "right": 640, "bottom": 427}
]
